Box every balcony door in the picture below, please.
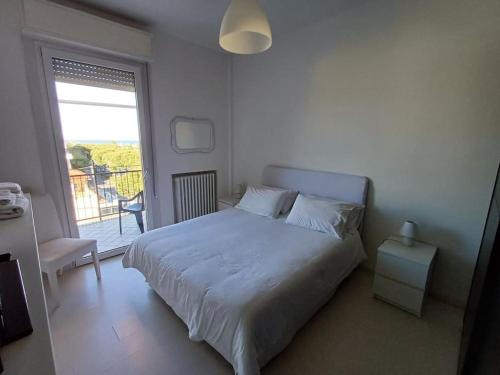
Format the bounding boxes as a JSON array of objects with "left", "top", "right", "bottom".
[{"left": 41, "top": 47, "right": 155, "bottom": 261}]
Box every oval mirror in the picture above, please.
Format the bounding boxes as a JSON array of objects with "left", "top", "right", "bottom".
[{"left": 170, "top": 116, "right": 215, "bottom": 154}]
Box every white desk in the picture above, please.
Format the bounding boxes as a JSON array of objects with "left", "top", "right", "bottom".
[{"left": 0, "top": 195, "right": 56, "bottom": 374}]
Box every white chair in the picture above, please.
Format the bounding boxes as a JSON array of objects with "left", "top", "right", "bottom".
[{"left": 31, "top": 194, "right": 101, "bottom": 307}]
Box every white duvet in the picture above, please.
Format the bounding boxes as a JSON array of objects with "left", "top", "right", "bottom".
[{"left": 122, "top": 208, "right": 366, "bottom": 375}]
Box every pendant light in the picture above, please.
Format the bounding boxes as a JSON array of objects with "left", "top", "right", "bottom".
[{"left": 219, "top": 0, "right": 272, "bottom": 54}]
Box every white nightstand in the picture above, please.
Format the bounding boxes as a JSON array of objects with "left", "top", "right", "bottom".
[
  {"left": 218, "top": 196, "right": 240, "bottom": 211},
  {"left": 373, "top": 236, "right": 437, "bottom": 317}
]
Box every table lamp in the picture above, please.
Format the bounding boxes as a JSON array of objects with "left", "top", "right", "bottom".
[{"left": 400, "top": 220, "right": 418, "bottom": 247}]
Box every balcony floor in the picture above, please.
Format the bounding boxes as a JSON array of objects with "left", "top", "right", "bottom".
[{"left": 78, "top": 214, "right": 144, "bottom": 253}]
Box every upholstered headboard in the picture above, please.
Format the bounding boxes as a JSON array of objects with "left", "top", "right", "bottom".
[{"left": 262, "top": 165, "right": 368, "bottom": 206}]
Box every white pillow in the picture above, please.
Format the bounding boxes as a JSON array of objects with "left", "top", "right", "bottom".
[
  {"left": 285, "top": 194, "right": 362, "bottom": 238},
  {"left": 302, "top": 194, "right": 365, "bottom": 231},
  {"left": 262, "top": 185, "right": 298, "bottom": 214},
  {"left": 345, "top": 203, "right": 365, "bottom": 231},
  {"left": 236, "top": 186, "right": 288, "bottom": 218}
]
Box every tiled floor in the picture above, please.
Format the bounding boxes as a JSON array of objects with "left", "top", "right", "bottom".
[
  {"left": 78, "top": 214, "right": 145, "bottom": 253},
  {"left": 49, "top": 256, "right": 464, "bottom": 375}
]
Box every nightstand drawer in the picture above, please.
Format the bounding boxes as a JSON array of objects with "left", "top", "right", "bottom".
[
  {"left": 376, "top": 252, "right": 428, "bottom": 290},
  {"left": 374, "top": 274, "right": 424, "bottom": 316}
]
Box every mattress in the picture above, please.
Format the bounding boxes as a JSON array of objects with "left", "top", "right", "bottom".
[{"left": 122, "top": 208, "right": 366, "bottom": 375}]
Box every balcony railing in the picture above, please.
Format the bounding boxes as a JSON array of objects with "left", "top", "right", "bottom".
[{"left": 69, "top": 169, "right": 143, "bottom": 222}]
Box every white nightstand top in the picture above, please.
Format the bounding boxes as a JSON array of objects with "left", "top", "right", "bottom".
[
  {"left": 218, "top": 196, "right": 240, "bottom": 207},
  {"left": 379, "top": 236, "right": 437, "bottom": 266}
]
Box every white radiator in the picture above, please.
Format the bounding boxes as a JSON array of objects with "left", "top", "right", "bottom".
[{"left": 173, "top": 170, "right": 217, "bottom": 223}]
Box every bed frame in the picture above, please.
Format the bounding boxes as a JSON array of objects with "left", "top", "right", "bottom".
[
  {"left": 124, "top": 165, "right": 369, "bottom": 375},
  {"left": 262, "top": 165, "right": 369, "bottom": 226}
]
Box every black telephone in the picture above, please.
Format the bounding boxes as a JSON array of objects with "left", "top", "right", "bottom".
[{"left": 0, "top": 253, "right": 33, "bottom": 373}]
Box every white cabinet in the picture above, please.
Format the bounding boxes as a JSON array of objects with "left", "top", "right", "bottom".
[
  {"left": 0, "top": 195, "right": 56, "bottom": 374},
  {"left": 373, "top": 237, "right": 437, "bottom": 317}
]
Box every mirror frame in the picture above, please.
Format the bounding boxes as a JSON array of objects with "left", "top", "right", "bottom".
[{"left": 170, "top": 116, "right": 215, "bottom": 154}]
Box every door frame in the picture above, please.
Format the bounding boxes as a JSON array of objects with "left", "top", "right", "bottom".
[{"left": 39, "top": 45, "right": 157, "bottom": 262}]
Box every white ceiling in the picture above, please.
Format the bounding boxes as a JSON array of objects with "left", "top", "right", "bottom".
[{"left": 57, "top": 0, "right": 372, "bottom": 51}]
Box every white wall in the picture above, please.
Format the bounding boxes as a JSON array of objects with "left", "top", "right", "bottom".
[
  {"left": 22, "top": 0, "right": 152, "bottom": 60},
  {"left": 2, "top": 0, "right": 498, "bottom": 307},
  {"left": 232, "top": 0, "right": 500, "bottom": 305},
  {"left": 1, "top": 0, "right": 229, "bottom": 231},
  {"left": 149, "top": 31, "right": 229, "bottom": 226},
  {"left": 0, "top": 0, "right": 45, "bottom": 192}
]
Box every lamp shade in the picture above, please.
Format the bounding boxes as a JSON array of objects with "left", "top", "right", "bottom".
[
  {"left": 400, "top": 220, "right": 418, "bottom": 238},
  {"left": 219, "top": 0, "right": 272, "bottom": 54}
]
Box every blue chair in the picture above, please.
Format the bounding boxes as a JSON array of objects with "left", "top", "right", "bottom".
[{"left": 118, "top": 191, "right": 145, "bottom": 234}]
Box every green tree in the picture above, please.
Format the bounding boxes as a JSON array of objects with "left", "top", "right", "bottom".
[
  {"left": 84, "top": 142, "right": 142, "bottom": 171},
  {"left": 67, "top": 144, "right": 92, "bottom": 169},
  {"left": 68, "top": 142, "right": 143, "bottom": 198}
]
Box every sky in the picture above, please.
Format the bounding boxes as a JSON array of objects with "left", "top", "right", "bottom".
[{"left": 55, "top": 82, "right": 140, "bottom": 143}]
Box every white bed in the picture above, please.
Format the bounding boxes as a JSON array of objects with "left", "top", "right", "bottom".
[{"left": 122, "top": 166, "right": 368, "bottom": 375}]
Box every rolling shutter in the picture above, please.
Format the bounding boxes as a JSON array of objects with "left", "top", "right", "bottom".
[{"left": 52, "top": 58, "right": 135, "bottom": 92}]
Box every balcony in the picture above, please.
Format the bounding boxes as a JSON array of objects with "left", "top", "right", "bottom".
[
  {"left": 78, "top": 214, "right": 144, "bottom": 253},
  {"left": 69, "top": 168, "right": 145, "bottom": 253}
]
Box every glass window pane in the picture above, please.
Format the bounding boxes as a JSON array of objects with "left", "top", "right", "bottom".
[{"left": 56, "top": 82, "right": 137, "bottom": 106}]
